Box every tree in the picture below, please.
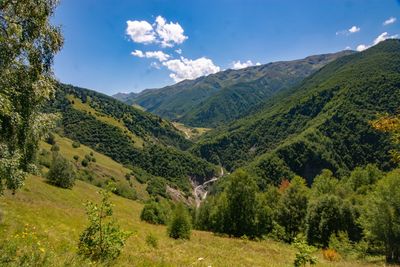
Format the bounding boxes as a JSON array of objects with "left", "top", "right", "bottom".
[
  {"left": 275, "top": 176, "right": 309, "bottom": 242},
  {"left": 225, "top": 169, "right": 258, "bottom": 237},
  {"left": 306, "top": 195, "right": 344, "bottom": 247},
  {"left": 371, "top": 113, "right": 400, "bottom": 163},
  {"left": 359, "top": 171, "right": 400, "bottom": 263},
  {"left": 168, "top": 203, "right": 191, "bottom": 240},
  {"left": 78, "top": 184, "right": 131, "bottom": 261},
  {"left": 46, "top": 152, "right": 76, "bottom": 189},
  {"left": 0, "top": 0, "right": 63, "bottom": 194}
]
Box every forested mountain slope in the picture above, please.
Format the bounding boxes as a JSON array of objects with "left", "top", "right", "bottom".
[
  {"left": 115, "top": 51, "right": 353, "bottom": 127},
  {"left": 44, "top": 84, "right": 217, "bottom": 195},
  {"left": 193, "top": 39, "right": 400, "bottom": 186}
]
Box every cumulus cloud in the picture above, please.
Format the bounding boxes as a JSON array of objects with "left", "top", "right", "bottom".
[
  {"left": 231, "top": 60, "right": 259, "bottom": 70},
  {"left": 155, "top": 16, "right": 188, "bottom": 47},
  {"left": 355, "top": 32, "right": 399, "bottom": 52},
  {"left": 162, "top": 56, "right": 220, "bottom": 82},
  {"left": 356, "top": 44, "right": 368, "bottom": 52},
  {"left": 383, "top": 17, "right": 396, "bottom": 26},
  {"left": 175, "top": 49, "right": 182, "bottom": 54},
  {"left": 131, "top": 50, "right": 170, "bottom": 62},
  {"left": 126, "top": 16, "right": 187, "bottom": 48},
  {"left": 373, "top": 32, "right": 399, "bottom": 45},
  {"left": 348, "top": 26, "right": 360, "bottom": 33},
  {"left": 126, "top": 20, "right": 156, "bottom": 44},
  {"left": 336, "top": 25, "right": 360, "bottom": 35}
]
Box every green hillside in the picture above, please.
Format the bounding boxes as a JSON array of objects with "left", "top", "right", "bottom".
[
  {"left": 193, "top": 39, "right": 400, "bottom": 185},
  {"left": 0, "top": 175, "right": 383, "bottom": 266},
  {"left": 45, "top": 84, "right": 218, "bottom": 196},
  {"left": 115, "top": 51, "right": 353, "bottom": 127}
]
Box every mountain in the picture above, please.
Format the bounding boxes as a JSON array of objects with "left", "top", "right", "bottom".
[
  {"left": 44, "top": 84, "right": 218, "bottom": 196},
  {"left": 192, "top": 39, "right": 400, "bottom": 186},
  {"left": 114, "top": 51, "right": 354, "bottom": 127}
]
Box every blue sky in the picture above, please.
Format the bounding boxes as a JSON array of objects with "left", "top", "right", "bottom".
[{"left": 53, "top": 0, "right": 400, "bottom": 95}]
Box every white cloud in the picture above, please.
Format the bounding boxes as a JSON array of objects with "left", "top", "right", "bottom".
[
  {"left": 348, "top": 26, "right": 360, "bottom": 33},
  {"left": 131, "top": 49, "right": 145, "bottom": 57},
  {"left": 144, "top": 51, "right": 170, "bottom": 61},
  {"left": 255, "top": 62, "right": 261, "bottom": 66},
  {"left": 373, "top": 32, "right": 398, "bottom": 45},
  {"left": 175, "top": 49, "right": 182, "bottom": 54},
  {"left": 383, "top": 17, "right": 396, "bottom": 26},
  {"left": 344, "top": 46, "right": 352, "bottom": 50},
  {"left": 131, "top": 50, "right": 170, "bottom": 62},
  {"left": 336, "top": 25, "right": 360, "bottom": 35},
  {"left": 162, "top": 56, "right": 220, "bottom": 82},
  {"left": 356, "top": 44, "right": 368, "bottom": 52},
  {"left": 231, "top": 60, "right": 257, "bottom": 70},
  {"left": 126, "top": 20, "right": 156, "bottom": 44},
  {"left": 126, "top": 16, "right": 187, "bottom": 48},
  {"left": 355, "top": 32, "right": 399, "bottom": 52},
  {"left": 155, "top": 16, "right": 188, "bottom": 47},
  {"left": 150, "top": 62, "right": 161, "bottom": 69}
]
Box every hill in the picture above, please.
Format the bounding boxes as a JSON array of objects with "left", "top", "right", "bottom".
[
  {"left": 0, "top": 175, "right": 383, "bottom": 266},
  {"left": 193, "top": 39, "right": 400, "bottom": 186},
  {"left": 115, "top": 51, "right": 353, "bottom": 127},
  {"left": 44, "top": 84, "right": 218, "bottom": 197}
]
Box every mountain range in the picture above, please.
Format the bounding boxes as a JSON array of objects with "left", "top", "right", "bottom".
[{"left": 114, "top": 51, "right": 354, "bottom": 127}]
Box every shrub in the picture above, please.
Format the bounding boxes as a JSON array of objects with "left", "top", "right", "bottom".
[
  {"left": 72, "top": 141, "right": 80, "bottom": 148},
  {"left": 46, "top": 133, "right": 56, "bottom": 145},
  {"left": 115, "top": 183, "right": 137, "bottom": 200},
  {"left": 73, "top": 155, "right": 79, "bottom": 161},
  {"left": 46, "top": 153, "right": 76, "bottom": 189},
  {"left": 145, "top": 233, "right": 158, "bottom": 248},
  {"left": 91, "top": 157, "right": 96, "bottom": 163},
  {"left": 0, "top": 209, "right": 3, "bottom": 224},
  {"left": 322, "top": 248, "right": 341, "bottom": 262},
  {"left": 78, "top": 184, "right": 131, "bottom": 262},
  {"left": 168, "top": 204, "right": 191, "bottom": 240},
  {"left": 140, "top": 201, "right": 171, "bottom": 225},
  {"left": 293, "top": 236, "right": 317, "bottom": 267},
  {"left": 81, "top": 159, "right": 89, "bottom": 167}
]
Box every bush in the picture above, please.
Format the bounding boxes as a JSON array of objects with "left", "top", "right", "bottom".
[
  {"left": 81, "top": 159, "right": 89, "bottom": 167},
  {"left": 140, "top": 201, "right": 171, "bottom": 225},
  {"left": 46, "top": 133, "right": 56, "bottom": 145},
  {"left": 293, "top": 236, "right": 318, "bottom": 267},
  {"left": 322, "top": 248, "right": 341, "bottom": 262},
  {"left": 114, "top": 183, "right": 137, "bottom": 200},
  {"left": 0, "top": 209, "right": 3, "bottom": 224},
  {"left": 168, "top": 204, "right": 191, "bottom": 240},
  {"left": 72, "top": 141, "right": 80, "bottom": 148},
  {"left": 46, "top": 153, "right": 76, "bottom": 189},
  {"left": 145, "top": 233, "right": 158, "bottom": 248},
  {"left": 78, "top": 184, "right": 131, "bottom": 262},
  {"left": 73, "top": 155, "right": 79, "bottom": 161}
]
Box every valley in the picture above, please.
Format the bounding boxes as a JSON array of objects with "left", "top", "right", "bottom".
[{"left": 1, "top": 1, "right": 400, "bottom": 266}]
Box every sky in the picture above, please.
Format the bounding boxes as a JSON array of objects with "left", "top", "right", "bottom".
[{"left": 53, "top": 0, "right": 400, "bottom": 95}]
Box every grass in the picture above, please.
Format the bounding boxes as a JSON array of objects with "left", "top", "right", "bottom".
[
  {"left": 0, "top": 175, "right": 385, "bottom": 266},
  {"left": 67, "top": 95, "right": 144, "bottom": 148},
  {"left": 40, "top": 134, "right": 149, "bottom": 200},
  {"left": 172, "top": 122, "right": 211, "bottom": 140}
]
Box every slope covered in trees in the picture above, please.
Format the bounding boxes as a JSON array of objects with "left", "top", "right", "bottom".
[
  {"left": 193, "top": 39, "right": 400, "bottom": 186},
  {"left": 115, "top": 51, "right": 353, "bottom": 127},
  {"left": 44, "top": 84, "right": 217, "bottom": 195}
]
